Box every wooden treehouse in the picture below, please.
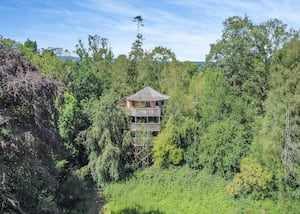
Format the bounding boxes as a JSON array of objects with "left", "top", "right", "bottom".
[{"left": 125, "top": 87, "right": 169, "bottom": 167}]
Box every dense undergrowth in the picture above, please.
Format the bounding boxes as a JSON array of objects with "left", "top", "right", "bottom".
[{"left": 103, "top": 166, "right": 299, "bottom": 214}]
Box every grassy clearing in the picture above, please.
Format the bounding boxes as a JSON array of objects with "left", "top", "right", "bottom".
[{"left": 102, "top": 166, "right": 298, "bottom": 214}]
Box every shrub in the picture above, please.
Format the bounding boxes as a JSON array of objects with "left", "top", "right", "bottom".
[
  {"left": 153, "top": 121, "right": 183, "bottom": 167},
  {"left": 227, "top": 158, "right": 273, "bottom": 199}
]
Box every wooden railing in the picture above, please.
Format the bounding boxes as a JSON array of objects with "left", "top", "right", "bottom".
[
  {"left": 130, "top": 123, "right": 160, "bottom": 132},
  {"left": 128, "top": 107, "right": 161, "bottom": 117}
]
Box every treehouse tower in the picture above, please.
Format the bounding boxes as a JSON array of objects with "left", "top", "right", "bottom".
[{"left": 125, "top": 87, "right": 169, "bottom": 167}]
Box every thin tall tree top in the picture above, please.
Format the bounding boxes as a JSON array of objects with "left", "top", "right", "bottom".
[{"left": 133, "top": 15, "right": 144, "bottom": 35}]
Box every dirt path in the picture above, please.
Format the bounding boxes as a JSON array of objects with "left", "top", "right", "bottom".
[{"left": 86, "top": 186, "right": 106, "bottom": 214}]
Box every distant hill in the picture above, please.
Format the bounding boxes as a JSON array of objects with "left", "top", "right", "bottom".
[
  {"left": 191, "top": 61, "right": 205, "bottom": 67},
  {"left": 58, "top": 55, "right": 80, "bottom": 61}
]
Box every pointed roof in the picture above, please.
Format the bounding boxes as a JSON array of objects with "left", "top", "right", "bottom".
[{"left": 126, "top": 87, "right": 170, "bottom": 101}]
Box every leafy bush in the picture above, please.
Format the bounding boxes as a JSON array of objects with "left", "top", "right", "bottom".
[
  {"left": 227, "top": 158, "right": 273, "bottom": 199},
  {"left": 152, "top": 121, "right": 183, "bottom": 167}
]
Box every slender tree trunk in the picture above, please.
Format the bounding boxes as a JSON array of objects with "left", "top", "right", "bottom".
[
  {"left": 284, "top": 105, "right": 291, "bottom": 172},
  {"left": 280, "top": 104, "right": 297, "bottom": 206}
]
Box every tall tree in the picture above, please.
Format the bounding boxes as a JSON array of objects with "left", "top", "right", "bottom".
[
  {"left": 88, "top": 35, "right": 114, "bottom": 62},
  {"left": 78, "top": 92, "right": 133, "bottom": 184},
  {"left": 133, "top": 15, "right": 144, "bottom": 35},
  {"left": 130, "top": 15, "right": 144, "bottom": 61},
  {"left": 0, "top": 46, "right": 63, "bottom": 213},
  {"left": 129, "top": 15, "right": 145, "bottom": 89},
  {"left": 111, "top": 54, "right": 132, "bottom": 96},
  {"left": 206, "top": 16, "right": 293, "bottom": 114},
  {"left": 24, "top": 38, "right": 37, "bottom": 53},
  {"left": 71, "top": 35, "right": 115, "bottom": 102},
  {"left": 252, "top": 36, "right": 300, "bottom": 200},
  {"left": 149, "top": 46, "right": 176, "bottom": 90},
  {"left": 199, "top": 119, "right": 248, "bottom": 179}
]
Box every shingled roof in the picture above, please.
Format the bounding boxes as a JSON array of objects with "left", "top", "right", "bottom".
[{"left": 126, "top": 87, "right": 169, "bottom": 101}]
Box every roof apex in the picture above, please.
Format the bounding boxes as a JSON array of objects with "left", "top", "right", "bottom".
[{"left": 126, "top": 87, "right": 169, "bottom": 101}]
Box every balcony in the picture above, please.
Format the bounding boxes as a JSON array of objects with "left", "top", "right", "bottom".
[
  {"left": 130, "top": 123, "right": 160, "bottom": 132},
  {"left": 128, "top": 107, "right": 161, "bottom": 117}
]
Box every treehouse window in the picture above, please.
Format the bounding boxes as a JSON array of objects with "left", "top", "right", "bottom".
[{"left": 148, "top": 117, "right": 159, "bottom": 123}]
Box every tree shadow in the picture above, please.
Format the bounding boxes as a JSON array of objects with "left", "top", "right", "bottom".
[{"left": 112, "top": 205, "right": 164, "bottom": 214}]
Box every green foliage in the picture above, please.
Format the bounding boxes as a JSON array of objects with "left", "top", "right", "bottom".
[
  {"left": 179, "top": 118, "right": 201, "bottom": 168},
  {"left": 37, "top": 48, "right": 66, "bottom": 81},
  {"left": 159, "top": 59, "right": 190, "bottom": 96},
  {"left": 79, "top": 91, "right": 133, "bottom": 184},
  {"left": 179, "top": 118, "right": 201, "bottom": 150},
  {"left": 88, "top": 35, "right": 114, "bottom": 62},
  {"left": 252, "top": 36, "right": 300, "bottom": 198},
  {"left": 56, "top": 92, "right": 89, "bottom": 167},
  {"left": 56, "top": 171, "right": 89, "bottom": 213},
  {"left": 152, "top": 120, "right": 183, "bottom": 167},
  {"left": 70, "top": 35, "right": 115, "bottom": 102},
  {"left": 110, "top": 54, "right": 132, "bottom": 96},
  {"left": 55, "top": 159, "right": 69, "bottom": 171},
  {"left": 199, "top": 70, "right": 258, "bottom": 138},
  {"left": 103, "top": 166, "right": 298, "bottom": 214},
  {"left": 227, "top": 158, "right": 273, "bottom": 199},
  {"left": 58, "top": 92, "right": 85, "bottom": 142},
  {"left": 206, "top": 16, "right": 293, "bottom": 114},
  {"left": 0, "top": 47, "right": 62, "bottom": 213},
  {"left": 196, "top": 66, "right": 259, "bottom": 178},
  {"left": 68, "top": 63, "right": 103, "bottom": 101},
  {"left": 199, "top": 120, "right": 249, "bottom": 179},
  {"left": 198, "top": 71, "right": 232, "bottom": 127},
  {"left": 24, "top": 38, "right": 37, "bottom": 53},
  {"left": 150, "top": 60, "right": 202, "bottom": 169},
  {"left": 0, "top": 36, "right": 20, "bottom": 49},
  {"left": 145, "top": 46, "right": 176, "bottom": 90},
  {"left": 130, "top": 16, "right": 144, "bottom": 61},
  {"left": 0, "top": 128, "right": 12, "bottom": 139}
]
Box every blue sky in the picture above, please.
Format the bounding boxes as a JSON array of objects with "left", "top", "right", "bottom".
[{"left": 1, "top": 0, "right": 300, "bottom": 61}]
